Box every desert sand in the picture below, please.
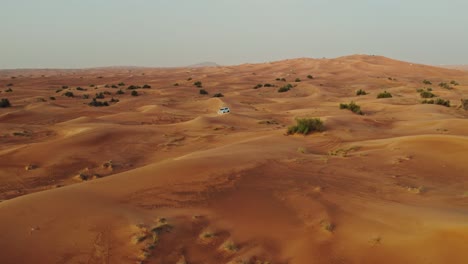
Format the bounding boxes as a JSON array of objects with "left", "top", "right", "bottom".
[{"left": 0, "top": 55, "right": 468, "bottom": 264}]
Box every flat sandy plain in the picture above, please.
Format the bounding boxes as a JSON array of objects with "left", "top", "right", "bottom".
[{"left": 1, "top": 55, "right": 468, "bottom": 264}]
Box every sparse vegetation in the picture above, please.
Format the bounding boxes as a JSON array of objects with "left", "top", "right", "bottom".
[
  {"left": 131, "top": 90, "right": 139, "bottom": 96},
  {"left": 450, "top": 80, "right": 459, "bottom": 86},
  {"left": 339, "top": 101, "right": 363, "bottom": 115},
  {"left": 5, "top": 88, "right": 13, "bottom": 92},
  {"left": 422, "top": 80, "right": 432, "bottom": 85},
  {"left": 212, "top": 93, "right": 224, "bottom": 97},
  {"left": 127, "top": 85, "right": 140, "bottom": 90},
  {"left": 264, "top": 83, "right": 274, "bottom": 87},
  {"left": 422, "top": 98, "right": 450, "bottom": 107},
  {"left": 295, "top": 78, "right": 301, "bottom": 82},
  {"left": 253, "top": 84, "right": 263, "bottom": 89},
  {"left": 49, "top": 96, "right": 56, "bottom": 100},
  {"left": 419, "top": 89, "right": 436, "bottom": 98},
  {"left": 307, "top": 75, "right": 314, "bottom": 79},
  {"left": 111, "top": 84, "right": 118, "bottom": 88},
  {"left": 287, "top": 118, "right": 324, "bottom": 135},
  {"left": 0, "top": 98, "right": 11, "bottom": 108},
  {"left": 116, "top": 89, "right": 125, "bottom": 95},
  {"left": 88, "top": 98, "right": 109, "bottom": 107},
  {"left": 356, "top": 89, "right": 367, "bottom": 96},
  {"left": 320, "top": 220, "right": 335, "bottom": 232},
  {"left": 194, "top": 81, "right": 202, "bottom": 88},
  {"left": 56, "top": 89, "right": 63, "bottom": 93},
  {"left": 439, "top": 82, "right": 452, "bottom": 90},
  {"left": 142, "top": 84, "right": 151, "bottom": 89},
  {"left": 376, "top": 91, "right": 392, "bottom": 98},
  {"left": 95, "top": 92, "right": 105, "bottom": 99},
  {"left": 62, "top": 85, "right": 68, "bottom": 89},
  {"left": 118, "top": 82, "right": 125, "bottom": 86},
  {"left": 174, "top": 83, "right": 179, "bottom": 86},
  {"left": 278, "top": 83, "right": 293, "bottom": 93},
  {"left": 63, "top": 91, "right": 74, "bottom": 97},
  {"left": 199, "top": 89, "right": 208, "bottom": 95},
  {"left": 82, "top": 94, "right": 89, "bottom": 99},
  {"left": 76, "top": 87, "right": 86, "bottom": 91},
  {"left": 461, "top": 99, "right": 468, "bottom": 110}
]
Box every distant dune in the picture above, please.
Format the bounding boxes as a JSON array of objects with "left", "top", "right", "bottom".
[
  {"left": 440, "top": 65, "right": 468, "bottom": 71},
  {"left": 0, "top": 54, "right": 468, "bottom": 264},
  {"left": 188, "top": 61, "right": 220, "bottom": 68}
]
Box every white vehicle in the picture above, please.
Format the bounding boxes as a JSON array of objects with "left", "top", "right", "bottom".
[{"left": 218, "top": 107, "right": 230, "bottom": 114}]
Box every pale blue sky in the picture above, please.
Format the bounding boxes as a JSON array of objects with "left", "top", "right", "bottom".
[{"left": 1, "top": 0, "right": 467, "bottom": 68}]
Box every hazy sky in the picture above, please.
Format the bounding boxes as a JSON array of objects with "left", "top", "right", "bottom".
[{"left": 1, "top": 0, "right": 468, "bottom": 68}]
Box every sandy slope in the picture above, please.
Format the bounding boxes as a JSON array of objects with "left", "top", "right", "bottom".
[{"left": 0, "top": 55, "right": 468, "bottom": 264}]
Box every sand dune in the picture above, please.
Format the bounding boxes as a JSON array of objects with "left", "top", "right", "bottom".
[{"left": 0, "top": 55, "right": 468, "bottom": 263}]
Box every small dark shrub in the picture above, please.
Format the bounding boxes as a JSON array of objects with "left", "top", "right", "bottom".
[
  {"left": 280, "top": 78, "right": 286, "bottom": 82},
  {"left": 356, "top": 89, "right": 367, "bottom": 96},
  {"left": 127, "top": 85, "right": 140, "bottom": 90},
  {"left": 377, "top": 91, "right": 392, "bottom": 98},
  {"left": 278, "top": 86, "right": 290, "bottom": 93},
  {"left": 49, "top": 96, "right": 56, "bottom": 100},
  {"left": 76, "top": 87, "right": 86, "bottom": 91},
  {"left": 110, "top": 97, "right": 119, "bottom": 103},
  {"left": 89, "top": 84, "right": 95, "bottom": 87},
  {"left": 5, "top": 88, "right": 13, "bottom": 92},
  {"left": 439, "top": 82, "right": 452, "bottom": 89},
  {"left": 275, "top": 78, "right": 281, "bottom": 81},
  {"left": 461, "top": 99, "right": 468, "bottom": 110},
  {"left": 174, "top": 83, "right": 179, "bottom": 86},
  {"left": 450, "top": 80, "right": 459, "bottom": 86},
  {"left": 116, "top": 89, "right": 125, "bottom": 95},
  {"left": 111, "top": 85, "right": 118, "bottom": 88},
  {"left": 213, "top": 93, "right": 224, "bottom": 97},
  {"left": 253, "top": 84, "right": 263, "bottom": 89},
  {"left": 287, "top": 118, "right": 324, "bottom": 135},
  {"left": 95, "top": 92, "right": 105, "bottom": 99},
  {"left": 131, "top": 90, "right": 139, "bottom": 96},
  {"left": 88, "top": 98, "right": 109, "bottom": 107},
  {"left": 104, "top": 84, "right": 110, "bottom": 88},
  {"left": 422, "top": 80, "right": 432, "bottom": 85},
  {"left": 118, "top": 82, "right": 125, "bottom": 86},
  {"left": 307, "top": 75, "right": 314, "bottom": 79},
  {"left": 194, "top": 81, "right": 202, "bottom": 88},
  {"left": 420, "top": 90, "right": 436, "bottom": 98},
  {"left": 56, "top": 89, "right": 63, "bottom": 93},
  {"left": 103, "top": 91, "right": 111, "bottom": 95},
  {"left": 340, "top": 101, "right": 363, "bottom": 115},
  {"left": 63, "top": 91, "right": 74, "bottom": 97},
  {"left": 142, "top": 84, "right": 151, "bottom": 89},
  {"left": 0, "top": 98, "right": 11, "bottom": 108},
  {"left": 435, "top": 98, "right": 450, "bottom": 107},
  {"left": 62, "top": 85, "right": 68, "bottom": 89},
  {"left": 199, "top": 89, "right": 208, "bottom": 95},
  {"left": 264, "top": 83, "right": 273, "bottom": 87},
  {"left": 187, "top": 77, "right": 192, "bottom": 81},
  {"left": 295, "top": 78, "right": 301, "bottom": 82},
  {"left": 82, "top": 94, "right": 89, "bottom": 99}
]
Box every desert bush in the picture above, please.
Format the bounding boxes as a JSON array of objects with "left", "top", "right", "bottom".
[
  {"left": 142, "top": 84, "right": 151, "bottom": 89},
  {"left": 174, "top": 83, "right": 179, "bottom": 86},
  {"left": 118, "top": 82, "right": 125, "bottom": 86},
  {"left": 187, "top": 77, "right": 192, "bottom": 81},
  {"left": 199, "top": 89, "right": 208, "bottom": 95},
  {"left": 339, "top": 101, "right": 363, "bottom": 115},
  {"left": 450, "top": 80, "right": 459, "bottom": 86},
  {"left": 49, "top": 96, "right": 56, "bottom": 100},
  {"left": 63, "top": 91, "right": 74, "bottom": 97},
  {"left": 439, "top": 82, "right": 452, "bottom": 89},
  {"left": 194, "top": 81, "right": 202, "bottom": 88},
  {"left": 275, "top": 78, "right": 281, "bottom": 81},
  {"left": 88, "top": 98, "right": 109, "bottom": 107},
  {"left": 127, "top": 85, "right": 140, "bottom": 90},
  {"left": 212, "top": 93, "right": 224, "bottom": 97},
  {"left": 377, "top": 91, "right": 392, "bottom": 98},
  {"left": 420, "top": 90, "right": 436, "bottom": 98},
  {"left": 5, "top": 88, "right": 13, "bottom": 92},
  {"left": 435, "top": 98, "right": 450, "bottom": 107},
  {"left": 422, "top": 80, "right": 432, "bottom": 85},
  {"left": 82, "top": 94, "right": 89, "bottom": 99},
  {"left": 110, "top": 97, "right": 119, "bottom": 103},
  {"left": 281, "top": 78, "right": 286, "bottom": 82},
  {"left": 56, "top": 89, "right": 63, "bottom": 93},
  {"left": 89, "top": 84, "right": 95, "bottom": 87},
  {"left": 0, "top": 98, "right": 11, "bottom": 108},
  {"left": 278, "top": 83, "right": 293, "bottom": 93},
  {"left": 253, "top": 84, "right": 263, "bottom": 89},
  {"left": 287, "top": 118, "right": 324, "bottom": 135},
  {"left": 461, "top": 99, "right": 468, "bottom": 110},
  {"left": 295, "top": 78, "right": 301, "bottom": 82},
  {"left": 104, "top": 84, "right": 110, "bottom": 88},
  {"left": 131, "top": 90, "right": 139, "bottom": 96},
  {"left": 111, "top": 84, "right": 118, "bottom": 88},
  {"left": 76, "top": 87, "right": 86, "bottom": 91},
  {"left": 62, "top": 85, "right": 68, "bottom": 89},
  {"left": 307, "top": 75, "right": 314, "bottom": 79},
  {"left": 103, "top": 91, "right": 111, "bottom": 95},
  {"left": 421, "top": 99, "right": 434, "bottom": 104},
  {"left": 264, "top": 83, "right": 274, "bottom": 87},
  {"left": 95, "top": 92, "right": 105, "bottom": 99},
  {"left": 356, "top": 89, "right": 367, "bottom": 96},
  {"left": 116, "top": 89, "right": 125, "bottom": 95}
]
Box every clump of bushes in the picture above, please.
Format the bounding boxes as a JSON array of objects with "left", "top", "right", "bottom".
[
  {"left": 422, "top": 98, "right": 450, "bottom": 107},
  {"left": 450, "top": 80, "right": 459, "bottom": 86},
  {"left": 142, "top": 84, "right": 151, "bottom": 89},
  {"left": 116, "top": 89, "right": 125, "bottom": 95},
  {"left": 0, "top": 98, "right": 11, "bottom": 108},
  {"left": 377, "top": 91, "right": 392, "bottom": 98},
  {"left": 461, "top": 99, "right": 468, "bottom": 110},
  {"left": 199, "top": 89, "right": 208, "bottom": 95},
  {"left": 356, "top": 89, "right": 367, "bottom": 96},
  {"left": 111, "top": 84, "right": 118, "bottom": 88},
  {"left": 422, "top": 80, "right": 432, "bottom": 85},
  {"left": 278, "top": 83, "right": 293, "bottom": 93},
  {"left": 339, "top": 101, "right": 363, "bottom": 115},
  {"left": 438, "top": 82, "right": 452, "bottom": 90},
  {"left": 88, "top": 98, "right": 109, "bottom": 107},
  {"left": 419, "top": 90, "right": 436, "bottom": 98},
  {"left": 76, "top": 87, "right": 86, "bottom": 91},
  {"left": 63, "top": 91, "right": 74, "bottom": 97},
  {"left": 307, "top": 75, "right": 314, "bottom": 79},
  {"left": 131, "top": 90, "right": 139, "bottom": 96},
  {"left": 253, "top": 84, "right": 263, "bottom": 89},
  {"left": 95, "top": 92, "right": 105, "bottom": 99},
  {"left": 212, "top": 93, "right": 224, "bottom": 97},
  {"left": 287, "top": 118, "right": 324, "bottom": 135},
  {"left": 127, "top": 85, "right": 141, "bottom": 90},
  {"left": 264, "top": 83, "right": 274, "bottom": 87},
  {"left": 194, "top": 81, "right": 202, "bottom": 88}
]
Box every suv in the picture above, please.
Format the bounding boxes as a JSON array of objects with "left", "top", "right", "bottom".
[{"left": 218, "top": 107, "right": 230, "bottom": 114}]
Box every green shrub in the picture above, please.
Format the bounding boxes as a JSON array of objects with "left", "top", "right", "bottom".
[
  {"left": 0, "top": 98, "right": 11, "bottom": 108},
  {"left": 295, "top": 78, "right": 301, "bottom": 82},
  {"left": 422, "top": 80, "right": 432, "bottom": 85},
  {"left": 356, "top": 89, "right": 367, "bottom": 96},
  {"left": 63, "top": 91, "right": 74, "bottom": 97},
  {"left": 212, "top": 93, "right": 224, "bottom": 97},
  {"left": 116, "top": 89, "right": 125, "bottom": 95},
  {"left": 339, "top": 101, "right": 363, "bottom": 115},
  {"left": 287, "top": 118, "right": 324, "bottom": 135},
  {"left": 422, "top": 98, "right": 450, "bottom": 107},
  {"left": 307, "top": 75, "right": 314, "bottom": 79},
  {"left": 194, "top": 81, "right": 202, "bottom": 88},
  {"left": 131, "top": 90, "right": 139, "bottom": 96},
  {"left": 199, "top": 89, "right": 208, "bottom": 95},
  {"left": 278, "top": 83, "right": 293, "bottom": 93},
  {"left": 420, "top": 90, "right": 436, "bottom": 98},
  {"left": 450, "top": 80, "right": 459, "bottom": 86},
  {"left": 377, "top": 91, "right": 392, "bottom": 98},
  {"left": 88, "top": 98, "right": 109, "bottom": 107},
  {"left": 439, "top": 82, "right": 452, "bottom": 89}
]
